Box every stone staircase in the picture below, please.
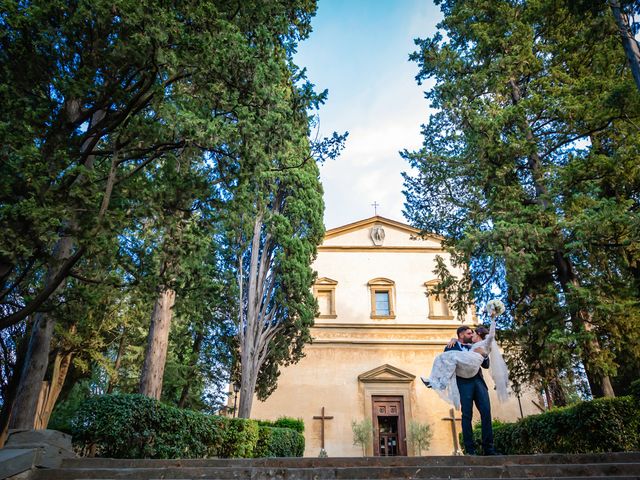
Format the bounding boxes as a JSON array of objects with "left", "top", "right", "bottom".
[{"left": 27, "top": 451, "right": 640, "bottom": 480}]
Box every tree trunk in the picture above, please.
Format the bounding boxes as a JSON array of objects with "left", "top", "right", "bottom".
[
  {"left": 552, "top": 252, "right": 616, "bottom": 398},
  {"left": 609, "top": 0, "right": 640, "bottom": 93},
  {"left": 508, "top": 78, "right": 615, "bottom": 398},
  {"left": 8, "top": 235, "right": 74, "bottom": 429},
  {"left": 237, "top": 214, "right": 264, "bottom": 419},
  {"left": 33, "top": 349, "right": 74, "bottom": 429},
  {"left": 177, "top": 330, "right": 204, "bottom": 409},
  {"left": 547, "top": 377, "right": 567, "bottom": 407},
  {"left": 139, "top": 288, "right": 176, "bottom": 399},
  {"left": 237, "top": 358, "right": 259, "bottom": 419},
  {"left": 107, "top": 328, "right": 127, "bottom": 394},
  {"left": 7, "top": 107, "right": 111, "bottom": 428}
]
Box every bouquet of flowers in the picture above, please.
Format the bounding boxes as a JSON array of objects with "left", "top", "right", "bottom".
[{"left": 484, "top": 299, "right": 505, "bottom": 317}]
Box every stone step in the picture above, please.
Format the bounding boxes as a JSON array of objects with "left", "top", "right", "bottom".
[
  {"left": 58, "top": 451, "right": 640, "bottom": 468},
  {"left": 30, "top": 462, "right": 640, "bottom": 480}
]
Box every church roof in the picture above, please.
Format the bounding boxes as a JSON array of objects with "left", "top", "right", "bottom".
[{"left": 324, "top": 215, "right": 444, "bottom": 243}]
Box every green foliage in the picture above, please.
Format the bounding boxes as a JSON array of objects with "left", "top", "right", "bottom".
[
  {"left": 629, "top": 379, "right": 640, "bottom": 399},
  {"left": 0, "top": 0, "right": 337, "bottom": 427},
  {"left": 256, "top": 416, "right": 304, "bottom": 431},
  {"left": 406, "top": 420, "right": 433, "bottom": 456},
  {"left": 254, "top": 426, "right": 305, "bottom": 457},
  {"left": 48, "top": 380, "right": 93, "bottom": 434},
  {"left": 403, "top": 0, "right": 640, "bottom": 402},
  {"left": 71, "top": 394, "right": 259, "bottom": 459},
  {"left": 229, "top": 57, "right": 337, "bottom": 415},
  {"left": 471, "top": 396, "right": 640, "bottom": 454},
  {"left": 273, "top": 416, "right": 305, "bottom": 433},
  {"left": 351, "top": 418, "right": 373, "bottom": 456}
]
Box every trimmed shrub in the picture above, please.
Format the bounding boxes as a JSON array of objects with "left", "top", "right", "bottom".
[
  {"left": 273, "top": 416, "right": 305, "bottom": 433},
  {"left": 470, "top": 396, "right": 640, "bottom": 454},
  {"left": 256, "top": 417, "right": 304, "bottom": 433},
  {"left": 255, "top": 426, "right": 305, "bottom": 457},
  {"left": 70, "top": 394, "right": 258, "bottom": 458}
]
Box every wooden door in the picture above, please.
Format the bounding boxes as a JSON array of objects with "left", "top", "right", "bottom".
[{"left": 372, "top": 396, "right": 407, "bottom": 456}]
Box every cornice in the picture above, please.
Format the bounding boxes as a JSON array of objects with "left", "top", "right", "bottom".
[
  {"left": 317, "top": 246, "right": 444, "bottom": 253},
  {"left": 312, "top": 322, "right": 476, "bottom": 330},
  {"left": 309, "top": 339, "right": 451, "bottom": 346},
  {"left": 324, "top": 216, "right": 444, "bottom": 242}
]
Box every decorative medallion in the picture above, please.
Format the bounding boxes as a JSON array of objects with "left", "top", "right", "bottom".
[{"left": 370, "top": 225, "right": 385, "bottom": 246}]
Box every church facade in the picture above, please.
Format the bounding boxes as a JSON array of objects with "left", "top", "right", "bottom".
[{"left": 250, "top": 216, "right": 540, "bottom": 456}]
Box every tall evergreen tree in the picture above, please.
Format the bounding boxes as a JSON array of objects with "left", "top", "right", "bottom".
[
  {"left": 403, "top": 0, "right": 640, "bottom": 403},
  {"left": 229, "top": 72, "right": 327, "bottom": 418},
  {"left": 0, "top": 0, "right": 325, "bottom": 429}
]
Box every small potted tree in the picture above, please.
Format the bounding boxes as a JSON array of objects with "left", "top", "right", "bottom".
[
  {"left": 407, "top": 420, "right": 433, "bottom": 456},
  {"left": 351, "top": 418, "right": 373, "bottom": 456}
]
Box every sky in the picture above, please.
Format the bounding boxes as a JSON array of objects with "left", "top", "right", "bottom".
[{"left": 295, "top": 0, "right": 443, "bottom": 229}]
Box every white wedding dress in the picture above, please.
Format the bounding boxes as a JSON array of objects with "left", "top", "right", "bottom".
[{"left": 426, "top": 317, "right": 510, "bottom": 408}]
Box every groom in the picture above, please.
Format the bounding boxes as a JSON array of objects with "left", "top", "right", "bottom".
[{"left": 445, "top": 325, "right": 496, "bottom": 456}]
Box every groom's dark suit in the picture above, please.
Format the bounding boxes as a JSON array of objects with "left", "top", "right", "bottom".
[{"left": 444, "top": 342, "right": 495, "bottom": 455}]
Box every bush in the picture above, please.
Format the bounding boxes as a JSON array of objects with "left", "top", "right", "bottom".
[
  {"left": 254, "top": 426, "right": 305, "bottom": 457},
  {"left": 273, "top": 416, "right": 305, "bottom": 433},
  {"left": 629, "top": 379, "right": 640, "bottom": 400},
  {"left": 470, "top": 396, "right": 640, "bottom": 454},
  {"left": 48, "top": 381, "right": 93, "bottom": 434},
  {"left": 71, "top": 394, "right": 258, "bottom": 458},
  {"left": 256, "top": 416, "right": 305, "bottom": 433}
]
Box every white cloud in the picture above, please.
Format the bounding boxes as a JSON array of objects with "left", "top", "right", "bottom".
[{"left": 297, "top": 0, "right": 442, "bottom": 229}]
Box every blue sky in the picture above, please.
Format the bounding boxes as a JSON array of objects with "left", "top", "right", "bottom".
[{"left": 295, "top": 0, "right": 442, "bottom": 229}]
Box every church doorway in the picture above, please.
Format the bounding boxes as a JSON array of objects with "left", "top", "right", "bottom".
[{"left": 372, "top": 396, "right": 407, "bottom": 456}]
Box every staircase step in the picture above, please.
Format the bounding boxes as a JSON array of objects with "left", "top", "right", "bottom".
[
  {"left": 30, "top": 462, "right": 640, "bottom": 480},
  {"left": 58, "top": 451, "right": 640, "bottom": 469},
  {"left": 26, "top": 452, "right": 640, "bottom": 480}
]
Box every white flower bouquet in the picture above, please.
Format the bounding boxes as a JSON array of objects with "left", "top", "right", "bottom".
[{"left": 484, "top": 299, "right": 505, "bottom": 317}]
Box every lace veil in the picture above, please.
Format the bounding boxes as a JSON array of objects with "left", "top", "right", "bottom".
[{"left": 488, "top": 339, "right": 510, "bottom": 402}]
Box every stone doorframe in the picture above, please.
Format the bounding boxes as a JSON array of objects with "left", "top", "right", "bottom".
[{"left": 357, "top": 364, "right": 416, "bottom": 456}]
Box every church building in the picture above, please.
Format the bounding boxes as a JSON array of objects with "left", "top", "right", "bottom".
[{"left": 250, "top": 216, "right": 540, "bottom": 456}]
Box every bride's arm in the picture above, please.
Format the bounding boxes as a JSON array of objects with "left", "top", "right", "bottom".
[{"left": 487, "top": 315, "right": 496, "bottom": 343}]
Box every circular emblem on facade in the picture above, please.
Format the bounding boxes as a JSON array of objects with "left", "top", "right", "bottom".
[{"left": 370, "top": 226, "right": 385, "bottom": 246}]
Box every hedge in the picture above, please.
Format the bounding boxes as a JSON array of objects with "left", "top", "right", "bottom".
[
  {"left": 70, "top": 394, "right": 302, "bottom": 458},
  {"left": 257, "top": 416, "right": 305, "bottom": 433},
  {"left": 470, "top": 395, "right": 640, "bottom": 454},
  {"left": 255, "top": 426, "right": 305, "bottom": 457}
]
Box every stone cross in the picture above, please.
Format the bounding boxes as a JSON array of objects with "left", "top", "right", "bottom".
[
  {"left": 441, "top": 408, "right": 464, "bottom": 455},
  {"left": 313, "top": 406, "right": 334, "bottom": 449},
  {"left": 371, "top": 201, "right": 380, "bottom": 216}
]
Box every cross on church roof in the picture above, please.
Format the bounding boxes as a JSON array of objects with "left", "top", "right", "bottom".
[{"left": 371, "top": 201, "right": 380, "bottom": 216}]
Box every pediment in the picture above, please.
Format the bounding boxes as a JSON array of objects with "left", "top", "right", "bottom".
[
  {"left": 358, "top": 364, "right": 416, "bottom": 384},
  {"left": 316, "top": 277, "right": 338, "bottom": 285},
  {"left": 321, "top": 216, "right": 443, "bottom": 249},
  {"left": 325, "top": 216, "right": 423, "bottom": 239}
]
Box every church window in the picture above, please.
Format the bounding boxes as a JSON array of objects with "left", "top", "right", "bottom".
[
  {"left": 313, "top": 277, "right": 338, "bottom": 319},
  {"left": 368, "top": 278, "right": 396, "bottom": 319},
  {"left": 424, "top": 280, "right": 454, "bottom": 320},
  {"left": 375, "top": 291, "right": 390, "bottom": 315}
]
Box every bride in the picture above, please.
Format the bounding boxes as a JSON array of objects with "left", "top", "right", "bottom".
[{"left": 421, "top": 303, "right": 510, "bottom": 409}]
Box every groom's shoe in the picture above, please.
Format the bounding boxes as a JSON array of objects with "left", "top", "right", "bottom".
[{"left": 420, "top": 376, "right": 432, "bottom": 388}]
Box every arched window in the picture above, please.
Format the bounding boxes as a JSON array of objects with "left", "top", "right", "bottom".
[
  {"left": 424, "top": 280, "right": 453, "bottom": 320},
  {"left": 314, "top": 277, "right": 338, "bottom": 318},
  {"left": 368, "top": 278, "right": 396, "bottom": 319}
]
